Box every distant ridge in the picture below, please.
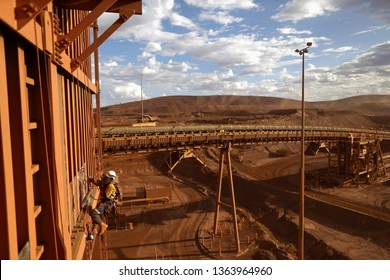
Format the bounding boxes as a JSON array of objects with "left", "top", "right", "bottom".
[{"left": 101, "top": 94, "right": 390, "bottom": 116}]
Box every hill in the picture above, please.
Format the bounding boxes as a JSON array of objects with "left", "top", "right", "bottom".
[{"left": 100, "top": 94, "right": 390, "bottom": 129}]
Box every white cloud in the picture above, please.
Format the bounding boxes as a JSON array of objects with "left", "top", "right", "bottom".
[
  {"left": 192, "top": 71, "right": 259, "bottom": 94},
  {"left": 288, "top": 42, "right": 390, "bottom": 100},
  {"left": 280, "top": 68, "right": 295, "bottom": 83},
  {"left": 99, "top": 0, "right": 260, "bottom": 42},
  {"left": 99, "top": 0, "right": 179, "bottom": 42},
  {"left": 199, "top": 11, "right": 243, "bottom": 25},
  {"left": 166, "top": 60, "right": 196, "bottom": 72},
  {"left": 142, "top": 56, "right": 163, "bottom": 74},
  {"left": 170, "top": 12, "right": 199, "bottom": 30},
  {"left": 337, "top": 41, "right": 390, "bottom": 74},
  {"left": 114, "top": 82, "right": 141, "bottom": 99},
  {"left": 381, "top": 80, "right": 390, "bottom": 88},
  {"left": 207, "top": 29, "right": 220, "bottom": 36},
  {"left": 104, "top": 60, "right": 118, "bottom": 67},
  {"left": 184, "top": 0, "right": 258, "bottom": 11},
  {"left": 258, "top": 79, "right": 278, "bottom": 93},
  {"left": 154, "top": 34, "right": 329, "bottom": 76},
  {"left": 96, "top": 0, "right": 390, "bottom": 105},
  {"left": 272, "top": 0, "right": 390, "bottom": 24},
  {"left": 100, "top": 1, "right": 323, "bottom": 75},
  {"left": 352, "top": 25, "right": 387, "bottom": 35},
  {"left": 272, "top": 0, "right": 341, "bottom": 22},
  {"left": 141, "top": 42, "right": 163, "bottom": 58},
  {"left": 323, "top": 46, "right": 357, "bottom": 53},
  {"left": 362, "top": 0, "right": 390, "bottom": 24},
  {"left": 308, "top": 67, "right": 338, "bottom": 84},
  {"left": 145, "top": 42, "right": 162, "bottom": 53},
  {"left": 277, "top": 27, "right": 312, "bottom": 35},
  {"left": 98, "top": 40, "right": 390, "bottom": 106}
]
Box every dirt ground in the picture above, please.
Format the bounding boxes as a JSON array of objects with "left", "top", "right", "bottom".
[
  {"left": 100, "top": 95, "right": 390, "bottom": 260},
  {"left": 102, "top": 145, "right": 390, "bottom": 260}
]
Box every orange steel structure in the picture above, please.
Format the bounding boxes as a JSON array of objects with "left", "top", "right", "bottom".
[{"left": 0, "top": 0, "right": 142, "bottom": 260}]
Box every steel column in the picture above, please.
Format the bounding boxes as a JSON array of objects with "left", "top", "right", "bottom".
[
  {"left": 5, "top": 39, "right": 40, "bottom": 259},
  {"left": 226, "top": 143, "right": 241, "bottom": 253},
  {"left": 213, "top": 143, "right": 240, "bottom": 253},
  {"left": 94, "top": 21, "right": 102, "bottom": 173},
  {"left": 48, "top": 60, "right": 73, "bottom": 259},
  {"left": 0, "top": 32, "right": 18, "bottom": 260},
  {"left": 213, "top": 150, "right": 224, "bottom": 236}
]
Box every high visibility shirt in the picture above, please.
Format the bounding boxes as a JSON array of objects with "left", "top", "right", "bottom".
[{"left": 105, "top": 183, "right": 116, "bottom": 200}]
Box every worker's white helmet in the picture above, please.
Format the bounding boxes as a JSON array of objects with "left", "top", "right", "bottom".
[{"left": 108, "top": 170, "right": 116, "bottom": 179}]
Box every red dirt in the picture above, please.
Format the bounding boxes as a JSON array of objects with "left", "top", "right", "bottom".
[{"left": 101, "top": 95, "right": 390, "bottom": 260}]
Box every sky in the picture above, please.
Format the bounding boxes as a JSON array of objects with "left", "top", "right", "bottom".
[{"left": 96, "top": 0, "right": 390, "bottom": 106}]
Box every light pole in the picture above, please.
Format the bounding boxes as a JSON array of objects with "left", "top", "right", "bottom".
[
  {"left": 295, "top": 42, "right": 311, "bottom": 260},
  {"left": 140, "top": 73, "right": 144, "bottom": 122}
]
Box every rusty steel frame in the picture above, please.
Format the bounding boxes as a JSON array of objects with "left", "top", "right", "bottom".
[
  {"left": 99, "top": 127, "right": 389, "bottom": 153},
  {"left": 167, "top": 149, "right": 205, "bottom": 172},
  {"left": 213, "top": 143, "right": 241, "bottom": 253},
  {"left": 2, "top": 0, "right": 388, "bottom": 261},
  {"left": 101, "top": 127, "right": 390, "bottom": 188},
  {"left": 15, "top": 0, "right": 52, "bottom": 30},
  {"left": 7, "top": 41, "right": 43, "bottom": 259},
  {"left": 0, "top": 0, "right": 142, "bottom": 259},
  {"left": 335, "top": 139, "right": 387, "bottom": 186},
  {"left": 56, "top": 0, "right": 118, "bottom": 53},
  {"left": 94, "top": 21, "right": 103, "bottom": 173},
  {"left": 0, "top": 31, "right": 19, "bottom": 260},
  {"left": 53, "top": 0, "right": 138, "bottom": 72},
  {"left": 71, "top": 9, "right": 135, "bottom": 71}
]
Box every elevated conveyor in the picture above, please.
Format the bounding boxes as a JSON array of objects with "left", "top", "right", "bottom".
[
  {"left": 98, "top": 125, "right": 390, "bottom": 187},
  {"left": 99, "top": 125, "right": 390, "bottom": 153}
]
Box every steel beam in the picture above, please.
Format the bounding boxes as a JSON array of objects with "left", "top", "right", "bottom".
[
  {"left": 0, "top": 32, "right": 19, "bottom": 260},
  {"left": 48, "top": 59, "right": 73, "bottom": 259},
  {"left": 71, "top": 9, "right": 135, "bottom": 71},
  {"left": 15, "top": 0, "right": 52, "bottom": 30},
  {"left": 93, "top": 21, "right": 103, "bottom": 173},
  {"left": 56, "top": 0, "right": 118, "bottom": 53},
  {"left": 6, "top": 40, "right": 39, "bottom": 259},
  {"left": 167, "top": 150, "right": 205, "bottom": 172}
]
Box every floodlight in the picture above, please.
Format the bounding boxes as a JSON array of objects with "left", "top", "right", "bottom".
[{"left": 306, "top": 42, "right": 312, "bottom": 47}]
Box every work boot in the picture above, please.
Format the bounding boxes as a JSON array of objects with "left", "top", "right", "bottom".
[
  {"left": 86, "top": 232, "right": 94, "bottom": 242},
  {"left": 98, "top": 222, "right": 108, "bottom": 235},
  {"left": 92, "top": 226, "right": 98, "bottom": 236}
]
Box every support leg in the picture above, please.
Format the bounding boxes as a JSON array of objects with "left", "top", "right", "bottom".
[
  {"left": 213, "top": 150, "right": 224, "bottom": 235},
  {"left": 213, "top": 143, "right": 240, "bottom": 253},
  {"left": 226, "top": 143, "right": 240, "bottom": 253}
]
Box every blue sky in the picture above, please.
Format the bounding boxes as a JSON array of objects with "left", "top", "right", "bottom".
[{"left": 97, "top": 0, "right": 390, "bottom": 106}]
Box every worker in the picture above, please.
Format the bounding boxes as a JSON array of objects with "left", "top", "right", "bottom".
[
  {"left": 92, "top": 170, "right": 123, "bottom": 200},
  {"left": 89, "top": 170, "right": 121, "bottom": 237}
]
